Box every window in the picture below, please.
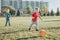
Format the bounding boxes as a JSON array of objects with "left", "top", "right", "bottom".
[
  {"left": 1, "top": 0, "right": 5, "bottom": 6},
  {"left": 22, "top": 1, "right": 26, "bottom": 9},
  {"left": 26, "top": 1, "right": 29, "bottom": 7},
  {"left": 14, "top": 1, "right": 17, "bottom": 9},
  {"left": 0, "top": 0, "right": 1, "bottom": 13},
  {"left": 36, "top": 2, "right": 39, "bottom": 7},
  {"left": 19, "top": 1, "right": 22, "bottom": 9},
  {"left": 31, "top": 1, "right": 34, "bottom": 10},
  {"left": 9, "top": 1, "right": 12, "bottom": 5}
]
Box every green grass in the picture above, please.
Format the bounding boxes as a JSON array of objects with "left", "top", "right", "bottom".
[{"left": 0, "top": 16, "right": 60, "bottom": 40}]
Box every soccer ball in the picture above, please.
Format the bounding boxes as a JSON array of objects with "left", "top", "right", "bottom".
[{"left": 39, "top": 29, "right": 46, "bottom": 36}]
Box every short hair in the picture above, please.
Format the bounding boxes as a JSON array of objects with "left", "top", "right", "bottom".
[
  {"left": 35, "top": 7, "right": 39, "bottom": 10},
  {"left": 6, "top": 9, "right": 10, "bottom": 12}
]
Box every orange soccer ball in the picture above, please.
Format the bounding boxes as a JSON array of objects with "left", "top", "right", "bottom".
[{"left": 39, "top": 29, "right": 46, "bottom": 36}]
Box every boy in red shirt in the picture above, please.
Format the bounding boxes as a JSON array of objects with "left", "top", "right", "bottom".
[{"left": 29, "top": 7, "right": 42, "bottom": 31}]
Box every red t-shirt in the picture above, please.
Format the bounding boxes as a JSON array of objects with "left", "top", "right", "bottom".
[{"left": 32, "top": 12, "right": 39, "bottom": 22}]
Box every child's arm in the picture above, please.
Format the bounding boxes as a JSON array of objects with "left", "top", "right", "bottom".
[
  {"left": 39, "top": 15, "right": 42, "bottom": 20},
  {"left": 39, "top": 11, "right": 42, "bottom": 20}
]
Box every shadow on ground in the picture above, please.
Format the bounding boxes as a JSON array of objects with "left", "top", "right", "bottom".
[
  {"left": 0, "top": 29, "right": 29, "bottom": 34},
  {"left": 16, "top": 36, "right": 41, "bottom": 40},
  {"left": 0, "top": 27, "right": 60, "bottom": 34},
  {"left": 41, "top": 26, "right": 60, "bottom": 30},
  {"left": 16, "top": 35, "right": 58, "bottom": 40},
  {"left": 43, "top": 20, "right": 60, "bottom": 22}
]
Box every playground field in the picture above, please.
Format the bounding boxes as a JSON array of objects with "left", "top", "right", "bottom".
[{"left": 0, "top": 16, "right": 60, "bottom": 40}]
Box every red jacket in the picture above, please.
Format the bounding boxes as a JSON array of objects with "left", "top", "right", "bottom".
[{"left": 32, "top": 12, "right": 39, "bottom": 22}]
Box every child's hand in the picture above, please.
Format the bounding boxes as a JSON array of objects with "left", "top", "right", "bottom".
[
  {"left": 40, "top": 18, "right": 43, "bottom": 20},
  {"left": 39, "top": 16, "right": 43, "bottom": 20},
  {"left": 39, "top": 18, "right": 42, "bottom": 20},
  {"left": 40, "top": 17, "right": 43, "bottom": 20}
]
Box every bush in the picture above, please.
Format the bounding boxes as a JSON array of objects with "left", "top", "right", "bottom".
[
  {"left": 10, "top": 10, "right": 15, "bottom": 16},
  {"left": 43, "top": 13, "right": 46, "bottom": 16},
  {"left": 50, "top": 9, "right": 54, "bottom": 16},
  {"left": 47, "top": 12, "right": 50, "bottom": 16},
  {"left": 56, "top": 8, "right": 60, "bottom": 16},
  {"left": 26, "top": 6, "right": 32, "bottom": 14},
  {"left": 1, "top": 5, "right": 15, "bottom": 16}
]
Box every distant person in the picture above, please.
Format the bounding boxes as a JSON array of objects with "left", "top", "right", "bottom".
[
  {"left": 17, "top": 9, "right": 20, "bottom": 16},
  {"left": 5, "top": 9, "right": 10, "bottom": 26},
  {"left": 29, "top": 7, "right": 42, "bottom": 31}
]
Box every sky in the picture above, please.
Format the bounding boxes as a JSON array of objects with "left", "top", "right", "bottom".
[
  {"left": 23, "top": 0, "right": 60, "bottom": 12},
  {"left": 43, "top": 0, "right": 60, "bottom": 12}
]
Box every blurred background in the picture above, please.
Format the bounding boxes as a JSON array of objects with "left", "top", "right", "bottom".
[{"left": 0, "top": 0, "right": 60, "bottom": 16}]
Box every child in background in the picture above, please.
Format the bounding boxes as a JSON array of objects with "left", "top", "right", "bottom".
[
  {"left": 5, "top": 9, "right": 10, "bottom": 26},
  {"left": 29, "top": 7, "right": 42, "bottom": 31}
]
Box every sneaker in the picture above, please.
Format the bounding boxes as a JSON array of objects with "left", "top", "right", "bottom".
[
  {"left": 9, "top": 23, "right": 10, "bottom": 26},
  {"left": 5, "top": 24, "right": 7, "bottom": 26},
  {"left": 9, "top": 24, "right": 10, "bottom": 26}
]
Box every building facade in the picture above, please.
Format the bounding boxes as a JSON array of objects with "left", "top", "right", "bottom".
[
  {"left": 22, "top": 0, "right": 40, "bottom": 10},
  {"left": 1, "top": 0, "right": 21, "bottom": 9},
  {"left": 1, "top": 0, "right": 48, "bottom": 14},
  {"left": 0, "top": 0, "right": 1, "bottom": 13}
]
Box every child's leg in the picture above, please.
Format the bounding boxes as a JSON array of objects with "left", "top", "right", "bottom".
[
  {"left": 35, "top": 21, "right": 39, "bottom": 31},
  {"left": 29, "top": 22, "right": 34, "bottom": 30},
  {"left": 8, "top": 20, "right": 10, "bottom": 26},
  {"left": 5, "top": 20, "right": 8, "bottom": 26}
]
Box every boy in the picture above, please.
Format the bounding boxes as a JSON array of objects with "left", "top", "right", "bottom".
[
  {"left": 5, "top": 9, "right": 10, "bottom": 26},
  {"left": 29, "top": 7, "right": 42, "bottom": 31}
]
